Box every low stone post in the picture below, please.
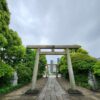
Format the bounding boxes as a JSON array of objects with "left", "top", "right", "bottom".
[
  {"left": 88, "top": 71, "right": 98, "bottom": 90},
  {"left": 31, "top": 49, "right": 40, "bottom": 90},
  {"left": 66, "top": 48, "right": 76, "bottom": 90}
]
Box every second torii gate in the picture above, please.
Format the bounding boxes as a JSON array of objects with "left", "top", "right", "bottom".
[
  {"left": 46, "top": 64, "right": 58, "bottom": 77},
  {"left": 27, "top": 45, "right": 81, "bottom": 90}
]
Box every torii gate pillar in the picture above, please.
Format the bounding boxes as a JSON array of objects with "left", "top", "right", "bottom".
[
  {"left": 31, "top": 49, "right": 40, "bottom": 90},
  {"left": 67, "top": 48, "right": 76, "bottom": 89}
]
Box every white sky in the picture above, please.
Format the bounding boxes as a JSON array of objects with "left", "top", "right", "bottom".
[{"left": 7, "top": 0, "right": 100, "bottom": 63}]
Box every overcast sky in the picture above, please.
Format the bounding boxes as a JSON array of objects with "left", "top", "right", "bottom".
[{"left": 7, "top": 0, "right": 100, "bottom": 63}]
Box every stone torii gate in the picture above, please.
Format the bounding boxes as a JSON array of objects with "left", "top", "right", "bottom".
[{"left": 27, "top": 45, "right": 81, "bottom": 90}]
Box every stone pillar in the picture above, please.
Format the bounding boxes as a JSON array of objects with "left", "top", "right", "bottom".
[
  {"left": 88, "top": 71, "right": 98, "bottom": 90},
  {"left": 56, "top": 58, "right": 59, "bottom": 78},
  {"left": 56, "top": 65, "right": 58, "bottom": 78},
  {"left": 46, "top": 65, "right": 48, "bottom": 78},
  {"left": 31, "top": 49, "right": 40, "bottom": 90},
  {"left": 67, "top": 48, "right": 76, "bottom": 90},
  {"left": 11, "top": 71, "right": 18, "bottom": 86}
]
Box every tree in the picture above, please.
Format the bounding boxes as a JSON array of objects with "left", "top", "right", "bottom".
[
  {"left": 0, "top": 60, "right": 14, "bottom": 85},
  {"left": 0, "top": 60, "right": 14, "bottom": 78},
  {"left": 0, "top": 0, "right": 27, "bottom": 85},
  {"left": 76, "top": 48, "right": 88, "bottom": 54},
  {"left": 0, "top": 0, "right": 10, "bottom": 27},
  {"left": 58, "top": 48, "right": 98, "bottom": 88},
  {"left": 0, "top": 0, "right": 47, "bottom": 87},
  {"left": 58, "top": 56, "right": 68, "bottom": 77},
  {"left": 6, "top": 45, "right": 25, "bottom": 66},
  {"left": 0, "top": 0, "right": 26, "bottom": 67},
  {"left": 93, "top": 61, "right": 100, "bottom": 76},
  {"left": 24, "top": 49, "right": 35, "bottom": 70},
  {"left": 58, "top": 48, "right": 97, "bottom": 78},
  {"left": 71, "top": 53, "right": 96, "bottom": 73},
  {"left": 16, "top": 63, "right": 32, "bottom": 83},
  {"left": 58, "top": 48, "right": 96, "bottom": 74},
  {"left": 0, "top": 34, "right": 7, "bottom": 47}
]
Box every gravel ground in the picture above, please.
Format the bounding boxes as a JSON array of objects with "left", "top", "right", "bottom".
[
  {"left": 1, "top": 78, "right": 47, "bottom": 100},
  {"left": 57, "top": 78, "right": 100, "bottom": 100}
]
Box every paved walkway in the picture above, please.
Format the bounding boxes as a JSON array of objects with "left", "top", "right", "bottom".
[
  {"left": 57, "top": 78, "right": 100, "bottom": 100},
  {"left": 38, "top": 77, "right": 69, "bottom": 100},
  {"left": 1, "top": 78, "right": 47, "bottom": 100}
]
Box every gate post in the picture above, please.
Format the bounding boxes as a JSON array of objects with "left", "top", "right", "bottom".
[
  {"left": 66, "top": 48, "right": 76, "bottom": 90},
  {"left": 31, "top": 49, "right": 40, "bottom": 90},
  {"left": 46, "top": 65, "right": 48, "bottom": 78},
  {"left": 56, "top": 65, "right": 58, "bottom": 78}
]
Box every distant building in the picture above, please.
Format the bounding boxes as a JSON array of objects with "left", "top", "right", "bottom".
[{"left": 50, "top": 60, "right": 53, "bottom": 72}]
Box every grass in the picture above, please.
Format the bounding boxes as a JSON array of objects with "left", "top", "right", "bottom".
[
  {"left": 0, "top": 84, "right": 21, "bottom": 95},
  {"left": 0, "top": 82, "right": 29, "bottom": 95}
]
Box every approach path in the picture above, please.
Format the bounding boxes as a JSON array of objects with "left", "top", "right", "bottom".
[{"left": 38, "top": 77, "right": 69, "bottom": 100}]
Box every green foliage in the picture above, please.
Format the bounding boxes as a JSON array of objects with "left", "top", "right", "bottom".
[
  {"left": 0, "top": 0, "right": 46, "bottom": 93},
  {"left": 0, "top": 84, "right": 20, "bottom": 94},
  {"left": 15, "top": 50, "right": 47, "bottom": 83},
  {"left": 75, "top": 74, "right": 95, "bottom": 89},
  {"left": 58, "top": 48, "right": 96, "bottom": 75},
  {"left": 93, "top": 61, "right": 100, "bottom": 76},
  {"left": 0, "top": 0, "right": 27, "bottom": 87},
  {"left": 0, "top": 0, "right": 23, "bottom": 66},
  {"left": 0, "top": 60, "right": 14, "bottom": 85},
  {"left": 0, "top": 0, "right": 10, "bottom": 31},
  {"left": 0, "top": 11, "right": 10, "bottom": 27},
  {"left": 16, "top": 63, "right": 32, "bottom": 83},
  {"left": 24, "top": 49, "right": 35, "bottom": 70},
  {"left": 15, "top": 49, "right": 35, "bottom": 83},
  {"left": 71, "top": 53, "right": 96, "bottom": 73},
  {"left": 60, "top": 65, "right": 67, "bottom": 74},
  {"left": 7, "top": 46, "right": 25, "bottom": 57},
  {"left": 58, "top": 56, "right": 67, "bottom": 72},
  {"left": 0, "top": 83, "right": 28, "bottom": 94},
  {"left": 76, "top": 48, "right": 88, "bottom": 54},
  {"left": 6, "top": 45, "right": 26, "bottom": 66},
  {"left": 0, "top": 0, "right": 10, "bottom": 12},
  {"left": 75, "top": 75, "right": 88, "bottom": 83},
  {"left": 75, "top": 74, "right": 91, "bottom": 88},
  {"left": 0, "top": 34, "right": 7, "bottom": 47},
  {"left": 5, "top": 29, "right": 22, "bottom": 46},
  {"left": 0, "top": 0, "right": 23, "bottom": 69},
  {"left": 58, "top": 48, "right": 98, "bottom": 88},
  {"left": 38, "top": 55, "right": 47, "bottom": 78},
  {"left": 0, "top": 60, "right": 14, "bottom": 78}
]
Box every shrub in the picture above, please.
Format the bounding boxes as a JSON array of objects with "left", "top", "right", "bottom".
[
  {"left": 58, "top": 48, "right": 97, "bottom": 88},
  {"left": 16, "top": 63, "right": 32, "bottom": 83},
  {"left": 0, "top": 60, "right": 14, "bottom": 78},
  {"left": 0, "top": 60, "right": 14, "bottom": 85},
  {"left": 93, "top": 61, "right": 100, "bottom": 76}
]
